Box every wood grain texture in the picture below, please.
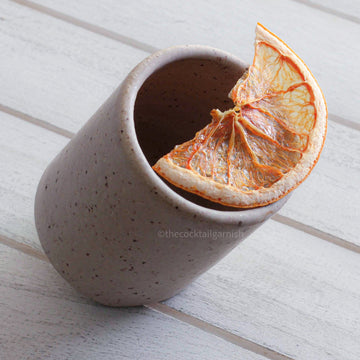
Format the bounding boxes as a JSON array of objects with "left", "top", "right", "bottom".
[
  {"left": 1, "top": 108, "right": 359, "bottom": 250},
  {"left": 0, "top": 112, "right": 69, "bottom": 251},
  {"left": 165, "top": 220, "right": 360, "bottom": 360},
  {"left": 1, "top": 114, "right": 359, "bottom": 359},
  {"left": 0, "top": 114, "right": 360, "bottom": 359},
  {"left": 1, "top": 0, "right": 359, "bottom": 246},
  {"left": 27, "top": 0, "right": 360, "bottom": 125},
  {"left": 279, "top": 120, "right": 360, "bottom": 245},
  {"left": 0, "top": 244, "right": 267, "bottom": 360},
  {"left": 0, "top": 0, "right": 147, "bottom": 133},
  {"left": 1, "top": 1, "right": 359, "bottom": 359},
  {"left": 294, "top": 0, "right": 360, "bottom": 22}
]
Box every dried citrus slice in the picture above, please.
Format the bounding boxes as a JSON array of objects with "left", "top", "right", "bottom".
[{"left": 153, "top": 23, "right": 327, "bottom": 208}]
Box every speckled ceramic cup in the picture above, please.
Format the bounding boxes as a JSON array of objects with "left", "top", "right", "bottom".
[{"left": 35, "top": 45, "right": 288, "bottom": 307}]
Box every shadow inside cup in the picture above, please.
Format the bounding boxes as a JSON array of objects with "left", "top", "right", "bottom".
[{"left": 134, "top": 57, "right": 247, "bottom": 211}]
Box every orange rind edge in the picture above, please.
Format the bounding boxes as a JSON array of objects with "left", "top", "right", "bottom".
[{"left": 153, "top": 23, "right": 328, "bottom": 208}]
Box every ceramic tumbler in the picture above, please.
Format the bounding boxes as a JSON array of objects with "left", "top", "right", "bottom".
[{"left": 34, "top": 45, "right": 288, "bottom": 306}]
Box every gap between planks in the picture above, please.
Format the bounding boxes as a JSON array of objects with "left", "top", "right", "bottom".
[
  {"left": 0, "top": 234, "right": 48, "bottom": 261},
  {"left": 272, "top": 214, "right": 360, "bottom": 254},
  {"left": 1, "top": 104, "right": 360, "bottom": 256},
  {"left": 10, "top": 0, "right": 159, "bottom": 54},
  {"left": 291, "top": 0, "right": 360, "bottom": 25},
  {"left": 9, "top": 0, "right": 360, "bottom": 133},
  {"left": 0, "top": 104, "right": 75, "bottom": 139},
  {"left": 147, "top": 303, "right": 294, "bottom": 360},
  {"left": 0, "top": 234, "right": 294, "bottom": 360}
]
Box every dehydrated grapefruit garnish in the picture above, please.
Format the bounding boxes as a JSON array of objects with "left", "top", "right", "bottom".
[{"left": 153, "top": 23, "right": 327, "bottom": 208}]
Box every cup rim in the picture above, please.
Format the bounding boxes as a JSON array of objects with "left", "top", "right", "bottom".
[{"left": 118, "top": 45, "right": 288, "bottom": 225}]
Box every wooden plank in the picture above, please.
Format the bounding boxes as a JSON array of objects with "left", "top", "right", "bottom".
[
  {"left": 1, "top": 0, "right": 358, "bottom": 245},
  {"left": 26, "top": 0, "right": 360, "bottom": 126},
  {"left": 165, "top": 220, "right": 360, "bottom": 360},
  {"left": 0, "top": 114, "right": 360, "bottom": 359},
  {"left": 295, "top": 0, "right": 360, "bottom": 21},
  {"left": 1, "top": 114, "right": 359, "bottom": 359},
  {"left": 1, "top": 108, "right": 359, "bottom": 252},
  {"left": 279, "top": 120, "right": 360, "bottom": 245},
  {"left": 0, "top": 0, "right": 147, "bottom": 133},
  {"left": 0, "top": 244, "right": 266, "bottom": 360},
  {"left": 0, "top": 112, "right": 69, "bottom": 251}
]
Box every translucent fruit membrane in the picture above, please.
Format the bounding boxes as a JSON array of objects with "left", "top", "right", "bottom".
[{"left": 164, "top": 41, "right": 316, "bottom": 192}]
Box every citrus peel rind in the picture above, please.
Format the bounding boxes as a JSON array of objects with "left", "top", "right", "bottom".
[{"left": 153, "top": 23, "right": 327, "bottom": 208}]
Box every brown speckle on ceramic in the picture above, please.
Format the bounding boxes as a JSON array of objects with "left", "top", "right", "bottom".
[{"left": 34, "top": 45, "right": 289, "bottom": 307}]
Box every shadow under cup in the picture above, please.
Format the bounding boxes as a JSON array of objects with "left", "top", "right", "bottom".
[{"left": 134, "top": 56, "right": 247, "bottom": 211}]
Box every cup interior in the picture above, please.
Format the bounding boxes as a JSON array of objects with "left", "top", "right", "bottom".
[{"left": 134, "top": 55, "right": 248, "bottom": 210}]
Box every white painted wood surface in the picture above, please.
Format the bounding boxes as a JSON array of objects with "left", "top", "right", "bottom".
[
  {"left": 1, "top": 106, "right": 359, "bottom": 255},
  {"left": 27, "top": 0, "right": 360, "bottom": 125},
  {"left": 1, "top": 115, "right": 359, "bottom": 359},
  {"left": 1, "top": 0, "right": 360, "bottom": 359},
  {"left": 0, "top": 0, "right": 147, "bottom": 133},
  {"left": 166, "top": 220, "right": 360, "bottom": 360},
  {"left": 280, "top": 120, "right": 360, "bottom": 245},
  {"left": 0, "top": 244, "right": 267, "bottom": 360},
  {"left": 300, "top": 0, "right": 360, "bottom": 20},
  {"left": 1, "top": 0, "right": 359, "bottom": 246},
  {"left": 0, "top": 112, "right": 68, "bottom": 250}
]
